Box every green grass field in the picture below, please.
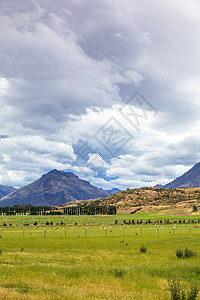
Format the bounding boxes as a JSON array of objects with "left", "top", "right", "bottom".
[{"left": 0, "top": 214, "right": 200, "bottom": 299}]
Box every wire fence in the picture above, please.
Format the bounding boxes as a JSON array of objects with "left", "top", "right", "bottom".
[{"left": 0, "top": 226, "right": 200, "bottom": 239}]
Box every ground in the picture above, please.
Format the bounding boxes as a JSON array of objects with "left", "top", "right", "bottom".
[{"left": 0, "top": 214, "right": 200, "bottom": 299}]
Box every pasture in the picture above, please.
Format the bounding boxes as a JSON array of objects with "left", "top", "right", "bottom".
[{"left": 0, "top": 214, "right": 200, "bottom": 299}]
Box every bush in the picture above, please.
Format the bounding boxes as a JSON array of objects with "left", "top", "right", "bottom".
[
  {"left": 50, "top": 221, "right": 53, "bottom": 225},
  {"left": 168, "top": 278, "right": 199, "bottom": 300},
  {"left": 46, "top": 221, "right": 49, "bottom": 225},
  {"left": 140, "top": 245, "right": 147, "bottom": 253},
  {"left": 184, "top": 247, "right": 197, "bottom": 258},
  {"left": 3, "top": 222, "right": 7, "bottom": 226},
  {"left": 193, "top": 205, "right": 198, "bottom": 212},
  {"left": 34, "top": 222, "right": 37, "bottom": 226},
  {"left": 114, "top": 268, "right": 125, "bottom": 277},
  {"left": 176, "top": 247, "right": 197, "bottom": 259},
  {"left": 176, "top": 248, "right": 184, "bottom": 258}
]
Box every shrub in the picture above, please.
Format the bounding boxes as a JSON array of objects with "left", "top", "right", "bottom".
[
  {"left": 46, "top": 221, "right": 49, "bottom": 225},
  {"left": 168, "top": 278, "right": 199, "bottom": 300},
  {"left": 176, "top": 248, "right": 184, "bottom": 258},
  {"left": 34, "top": 222, "right": 37, "bottom": 226},
  {"left": 176, "top": 248, "right": 197, "bottom": 259},
  {"left": 140, "top": 245, "right": 147, "bottom": 253},
  {"left": 3, "top": 222, "right": 7, "bottom": 226},
  {"left": 50, "top": 221, "right": 53, "bottom": 225},
  {"left": 188, "top": 282, "right": 200, "bottom": 300},
  {"left": 114, "top": 268, "right": 125, "bottom": 277},
  {"left": 193, "top": 205, "right": 198, "bottom": 212},
  {"left": 184, "top": 247, "right": 197, "bottom": 259}
]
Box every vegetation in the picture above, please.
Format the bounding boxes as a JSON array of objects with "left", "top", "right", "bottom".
[
  {"left": 140, "top": 245, "right": 147, "bottom": 253},
  {"left": 66, "top": 186, "right": 200, "bottom": 213},
  {"left": 0, "top": 204, "right": 117, "bottom": 215},
  {"left": 176, "top": 248, "right": 197, "bottom": 259},
  {"left": 0, "top": 214, "right": 200, "bottom": 298},
  {"left": 168, "top": 278, "right": 199, "bottom": 300}
]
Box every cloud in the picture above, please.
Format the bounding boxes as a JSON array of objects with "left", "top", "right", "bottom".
[{"left": 0, "top": 0, "right": 200, "bottom": 189}]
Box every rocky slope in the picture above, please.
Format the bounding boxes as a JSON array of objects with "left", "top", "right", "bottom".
[
  {"left": 165, "top": 163, "right": 200, "bottom": 188},
  {"left": 0, "top": 184, "right": 16, "bottom": 199},
  {"left": 0, "top": 170, "right": 109, "bottom": 207}
]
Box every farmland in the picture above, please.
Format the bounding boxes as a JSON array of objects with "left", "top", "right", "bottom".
[{"left": 0, "top": 214, "right": 200, "bottom": 299}]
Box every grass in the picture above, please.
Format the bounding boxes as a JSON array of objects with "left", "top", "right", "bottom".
[{"left": 0, "top": 214, "right": 200, "bottom": 299}]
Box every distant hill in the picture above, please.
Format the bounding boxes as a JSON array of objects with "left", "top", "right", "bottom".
[
  {"left": 0, "top": 184, "right": 16, "bottom": 199},
  {"left": 101, "top": 188, "right": 121, "bottom": 194},
  {"left": 165, "top": 163, "right": 200, "bottom": 188},
  {"left": 0, "top": 170, "right": 109, "bottom": 207},
  {"left": 154, "top": 184, "right": 164, "bottom": 188},
  {"left": 61, "top": 186, "right": 200, "bottom": 214}
]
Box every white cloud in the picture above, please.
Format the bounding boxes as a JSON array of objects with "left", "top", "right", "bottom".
[{"left": 0, "top": 0, "right": 200, "bottom": 190}]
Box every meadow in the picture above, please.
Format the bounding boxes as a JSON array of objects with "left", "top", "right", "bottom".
[{"left": 0, "top": 214, "right": 200, "bottom": 299}]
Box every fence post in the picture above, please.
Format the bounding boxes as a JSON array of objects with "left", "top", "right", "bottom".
[
  {"left": 65, "top": 226, "right": 66, "bottom": 237},
  {"left": 44, "top": 229, "right": 46, "bottom": 238}
]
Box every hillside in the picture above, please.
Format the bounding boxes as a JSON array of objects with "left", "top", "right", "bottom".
[
  {"left": 165, "top": 162, "right": 200, "bottom": 188},
  {"left": 0, "top": 170, "right": 109, "bottom": 207},
  {"left": 61, "top": 186, "right": 200, "bottom": 214},
  {"left": 0, "top": 184, "right": 16, "bottom": 199}
]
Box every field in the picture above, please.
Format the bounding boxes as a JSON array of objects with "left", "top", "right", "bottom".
[{"left": 1, "top": 214, "right": 200, "bottom": 299}]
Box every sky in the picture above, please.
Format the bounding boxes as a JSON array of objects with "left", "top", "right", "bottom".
[{"left": 0, "top": 0, "right": 200, "bottom": 190}]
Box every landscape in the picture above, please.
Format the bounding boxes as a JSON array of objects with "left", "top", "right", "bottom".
[
  {"left": 1, "top": 0, "right": 200, "bottom": 299},
  {"left": 1, "top": 164, "right": 200, "bottom": 299}
]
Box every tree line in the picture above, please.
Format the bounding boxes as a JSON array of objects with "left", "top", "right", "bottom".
[{"left": 0, "top": 204, "right": 117, "bottom": 215}]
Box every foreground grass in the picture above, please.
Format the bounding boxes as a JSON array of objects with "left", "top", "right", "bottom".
[{"left": 0, "top": 216, "right": 200, "bottom": 299}]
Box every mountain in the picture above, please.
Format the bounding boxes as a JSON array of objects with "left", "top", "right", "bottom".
[
  {"left": 100, "top": 188, "right": 121, "bottom": 194},
  {"left": 0, "top": 184, "right": 16, "bottom": 199},
  {"left": 165, "top": 163, "right": 200, "bottom": 188},
  {"left": 106, "top": 188, "right": 121, "bottom": 194},
  {"left": 0, "top": 170, "right": 110, "bottom": 207},
  {"left": 154, "top": 184, "right": 163, "bottom": 188}
]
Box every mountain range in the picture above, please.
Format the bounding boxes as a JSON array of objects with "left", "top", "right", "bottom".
[
  {"left": 0, "top": 170, "right": 109, "bottom": 207},
  {"left": 1, "top": 162, "right": 200, "bottom": 207}
]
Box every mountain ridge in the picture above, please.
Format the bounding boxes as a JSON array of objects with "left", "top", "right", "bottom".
[
  {"left": 0, "top": 184, "right": 16, "bottom": 199},
  {"left": 164, "top": 163, "right": 200, "bottom": 188},
  {"left": 0, "top": 170, "right": 110, "bottom": 207}
]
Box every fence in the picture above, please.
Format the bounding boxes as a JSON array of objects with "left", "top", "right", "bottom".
[{"left": 0, "top": 225, "right": 200, "bottom": 239}]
